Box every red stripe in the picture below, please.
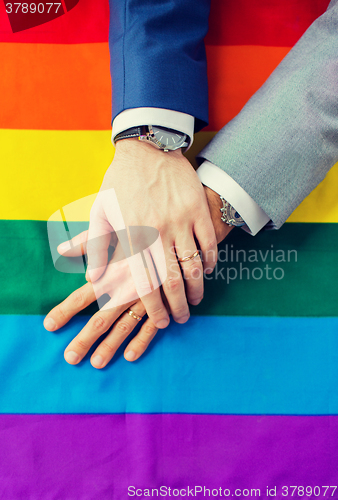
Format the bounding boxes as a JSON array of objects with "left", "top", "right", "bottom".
[
  {"left": 206, "top": 45, "right": 290, "bottom": 131},
  {"left": 0, "top": 0, "right": 330, "bottom": 45},
  {"left": 205, "top": 0, "right": 331, "bottom": 47}
]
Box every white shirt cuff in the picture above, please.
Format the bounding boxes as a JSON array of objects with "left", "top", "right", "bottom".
[
  {"left": 112, "top": 108, "right": 195, "bottom": 150},
  {"left": 197, "top": 161, "right": 270, "bottom": 236}
]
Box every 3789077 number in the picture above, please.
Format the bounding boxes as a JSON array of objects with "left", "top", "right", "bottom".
[
  {"left": 282, "top": 486, "right": 337, "bottom": 496},
  {"left": 5, "top": 3, "right": 62, "bottom": 14}
]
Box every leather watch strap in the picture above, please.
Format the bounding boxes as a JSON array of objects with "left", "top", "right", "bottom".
[{"left": 114, "top": 126, "right": 144, "bottom": 143}]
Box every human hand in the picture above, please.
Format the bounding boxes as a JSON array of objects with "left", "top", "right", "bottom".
[
  {"left": 85, "top": 138, "right": 218, "bottom": 330},
  {"left": 43, "top": 186, "right": 232, "bottom": 368},
  {"left": 44, "top": 231, "right": 167, "bottom": 367}
]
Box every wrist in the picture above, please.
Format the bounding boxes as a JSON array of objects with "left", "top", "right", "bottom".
[
  {"left": 204, "top": 186, "right": 233, "bottom": 244},
  {"left": 115, "top": 137, "right": 183, "bottom": 157}
]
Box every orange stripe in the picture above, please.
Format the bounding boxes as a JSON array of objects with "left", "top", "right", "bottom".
[
  {"left": 206, "top": 45, "right": 290, "bottom": 131},
  {"left": 0, "top": 43, "right": 290, "bottom": 131},
  {"left": 0, "top": 43, "right": 111, "bottom": 130}
]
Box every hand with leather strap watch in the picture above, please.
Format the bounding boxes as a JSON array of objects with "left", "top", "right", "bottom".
[
  {"left": 115, "top": 125, "right": 245, "bottom": 230},
  {"left": 114, "top": 125, "right": 189, "bottom": 152}
]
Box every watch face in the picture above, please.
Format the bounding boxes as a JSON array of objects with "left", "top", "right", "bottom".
[
  {"left": 227, "top": 204, "right": 245, "bottom": 226},
  {"left": 151, "top": 126, "right": 187, "bottom": 150},
  {"left": 220, "top": 198, "right": 245, "bottom": 227}
]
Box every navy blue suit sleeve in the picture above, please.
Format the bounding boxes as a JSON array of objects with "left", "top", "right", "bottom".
[{"left": 108, "top": 0, "right": 211, "bottom": 132}]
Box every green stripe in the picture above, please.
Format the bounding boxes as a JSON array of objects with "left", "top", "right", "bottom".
[{"left": 2, "top": 220, "right": 337, "bottom": 316}]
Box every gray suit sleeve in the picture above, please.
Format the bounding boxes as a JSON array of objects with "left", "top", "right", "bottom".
[{"left": 198, "top": 0, "right": 338, "bottom": 228}]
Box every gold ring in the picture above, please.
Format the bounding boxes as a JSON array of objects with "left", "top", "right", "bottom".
[
  {"left": 178, "top": 250, "right": 200, "bottom": 263},
  {"left": 128, "top": 309, "right": 143, "bottom": 322}
]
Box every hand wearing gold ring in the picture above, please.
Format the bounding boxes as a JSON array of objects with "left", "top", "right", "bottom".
[
  {"left": 128, "top": 309, "right": 143, "bottom": 322},
  {"left": 43, "top": 186, "right": 232, "bottom": 368},
  {"left": 178, "top": 250, "right": 200, "bottom": 263},
  {"left": 84, "top": 141, "right": 218, "bottom": 331},
  {"left": 44, "top": 233, "right": 162, "bottom": 367},
  {"left": 175, "top": 246, "right": 204, "bottom": 306}
]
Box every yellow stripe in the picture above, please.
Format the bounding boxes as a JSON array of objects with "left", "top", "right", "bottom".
[
  {"left": 1, "top": 129, "right": 338, "bottom": 222},
  {"left": 286, "top": 168, "right": 338, "bottom": 223},
  {"left": 0, "top": 130, "right": 114, "bottom": 221}
]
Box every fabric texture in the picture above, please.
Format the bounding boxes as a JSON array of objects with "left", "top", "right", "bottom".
[{"left": 1, "top": 0, "right": 338, "bottom": 498}]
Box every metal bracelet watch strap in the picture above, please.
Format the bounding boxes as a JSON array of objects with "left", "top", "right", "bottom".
[
  {"left": 114, "top": 125, "right": 189, "bottom": 152},
  {"left": 219, "top": 196, "right": 245, "bottom": 227}
]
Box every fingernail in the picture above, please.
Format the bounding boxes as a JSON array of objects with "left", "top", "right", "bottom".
[
  {"left": 65, "top": 351, "right": 80, "bottom": 364},
  {"left": 178, "top": 315, "right": 190, "bottom": 323},
  {"left": 190, "top": 298, "right": 202, "bottom": 306},
  {"left": 44, "top": 317, "right": 56, "bottom": 331},
  {"left": 156, "top": 319, "right": 169, "bottom": 329},
  {"left": 91, "top": 355, "right": 104, "bottom": 368},
  {"left": 205, "top": 268, "right": 213, "bottom": 275},
  {"left": 58, "top": 241, "right": 71, "bottom": 253},
  {"left": 125, "top": 351, "right": 136, "bottom": 361}
]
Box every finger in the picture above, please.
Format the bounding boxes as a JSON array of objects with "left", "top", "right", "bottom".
[
  {"left": 124, "top": 317, "right": 158, "bottom": 362},
  {"left": 176, "top": 238, "right": 204, "bottom": 306},
  {"left": 64, "top": 303, "right": 124, "bottom": 365},
  {"left": 125, "top": 246, "right": 170, "bottom": 329},
  {"left": 85, "top": 202, "right": 113, "bottom": 283},
  {"left": 139, "top": 287, "right": 170, "bottom": 329},
  {"left": 90, "top": 301, "right": 146, "bottom": 369},
  {"left": 194, "top": 219, "right": 218, "bottom": 274},
  {"left": 152, "top": 245, "right": 190, "bottom": 324},
  {"left": 57, "top": 230, "right": 89, "bottom": 257},
  {"left": 43, "top": 283, "right": 96, "bottom": 332}
]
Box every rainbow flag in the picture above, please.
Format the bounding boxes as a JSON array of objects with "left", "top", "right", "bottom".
[{"left": 1, "top": 0, "right": 338, "bottom": 497}]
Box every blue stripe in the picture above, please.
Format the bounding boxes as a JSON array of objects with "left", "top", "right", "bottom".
[{"left": 1, "top": 315, "right": 337, "bottom": 414}]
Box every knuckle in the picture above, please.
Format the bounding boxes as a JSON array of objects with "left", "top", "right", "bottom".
[
  {"left": 137, "top": 281, "right": 152, "bottom": 294},
  {"left": 71, "top": 290, "right": 86, "bottom": 308},
  {"left": 187, "top": 277, "right": 203, "bottom": 291},
  {"left": 75, "top": 337, "right": 90, "bottom": 351},
  {"left": 143, "top": 323, "right": 157, "bottom": 337},
  {"left": 172, "top": 305, "right": 189, "bottom": 318},
  {"left": 100, "top": 341, "right": 116, "bottom": 354},
  {"left": 184, "top": 260, "right": 202, "bottom": 274},
  {"left": 135, "top": 336, "right": 148, "bottom": 349},
  {"left": 203, "top": 239, "right": 218, "bottom": 261},
  {"left": 206, "top": 237, "right": 217, "bottom": 251},
  {"left": 148, "top": 305, "right": 166, "bottom": 318},
  {"left": 116, "top": 321, "right": 131, "bottom": 336},
  {"left": 91, "top": 315, "right": 107, "bottom": 332},
  {"left": 164, "top": 275, "right": 181, "bottom": 292},
  {"left": 56, "top": 304, "right": 67, "bottom": 321}
]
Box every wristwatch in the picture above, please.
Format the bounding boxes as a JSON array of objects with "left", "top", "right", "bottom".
[
  {"left": 114, "top": 125, "right": 189, "bottom": 152},
  {"left": 219, "top": 196, "right": 245, "bottom": 227}
]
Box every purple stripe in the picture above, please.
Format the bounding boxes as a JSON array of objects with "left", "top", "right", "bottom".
[{"left": 0, "top": 414, "right": 337, "bottom": 499}]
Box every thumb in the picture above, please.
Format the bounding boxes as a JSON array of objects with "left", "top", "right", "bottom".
[
  {"left": 85, "top": 214, "right": 113, "bottom": 283},
  {"left": 57, "top": 230, "right": 89, "bottom": 257}
]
